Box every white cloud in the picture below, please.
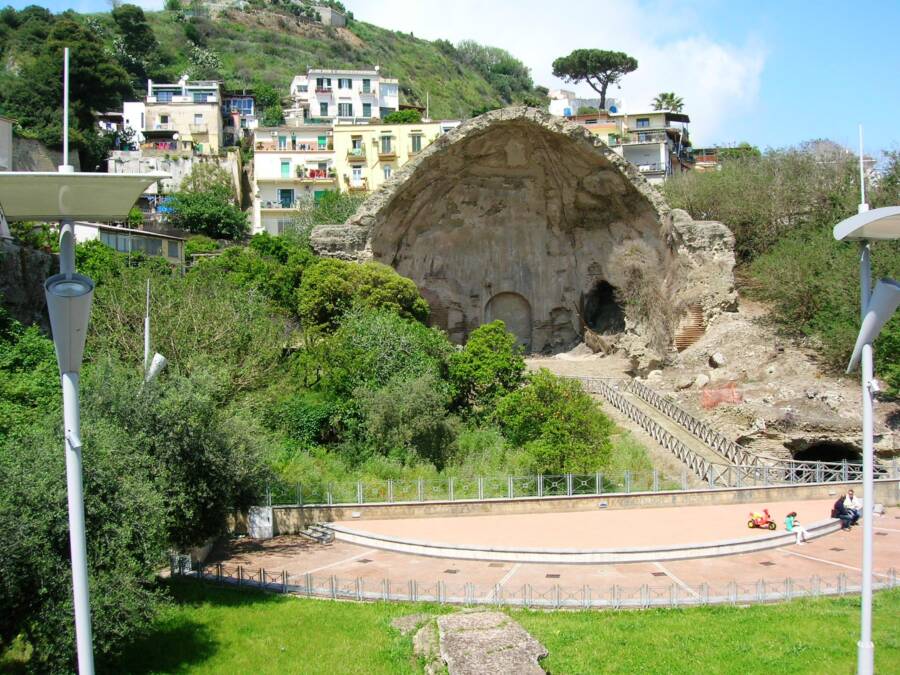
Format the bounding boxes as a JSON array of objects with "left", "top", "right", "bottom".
[{"left": 349, "top": 0, "right": 766, "bottom": 145}]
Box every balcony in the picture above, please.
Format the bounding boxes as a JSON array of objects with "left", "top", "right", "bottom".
[
  {"left": 347, "top": 147, "right": 367, "bottom": 162},
  {"left": 636, "top": 162, "right": 666, "bottom": 174},
  {"left": 189, "top": 124, "right": 208, "bottom": 134},
  {"left": 298, "top": 169, "right": 336, "bottom": 182},
  {"left": 149, "top": 123, "right": 175, "bottom": 131},
  {"left": 378, "top": 148, "right": 397, "bottom": 162},
  {"left": 619, "top": 130, "right": 669, "bottom": 145},
  {"left": 315, "top": 87, "right": 333, "bottom": 95},
  {"left": 260, "top": 200, "right": 301, "bottom": 210},
  {"left": 255, "top": 141, "right": 333, "bottom": 152},
  {"left": 347, "top": 178, "right": 369, "bottom": 192}
]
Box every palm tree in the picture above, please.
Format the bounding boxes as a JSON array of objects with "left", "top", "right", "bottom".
[{"left": 651, "top": 92, "right": 684, "bottom": 112}]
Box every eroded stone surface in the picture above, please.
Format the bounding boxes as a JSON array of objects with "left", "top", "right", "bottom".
[
  {"left": 437, "top": 611, "right": 547, "bottom": 675},
  {"left": 312, "top": 107, "right": 735, "bottom": 360},
  {"left": 391, "top": 612, "right": 432, "bottom": 636}
]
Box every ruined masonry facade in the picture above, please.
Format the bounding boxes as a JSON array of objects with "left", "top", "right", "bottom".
[{"left": 311, "top": 107, "right": 736, "bottom": 360}]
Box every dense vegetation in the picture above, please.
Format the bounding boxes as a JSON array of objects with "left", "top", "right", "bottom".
[
  {"left": 0, "top": 2, "right": 545, "bottom": 166},
  {"left": 664, "top": 144, "right": 900, "bottom": 393},
  {"left": 1, "top": 204, "right": 645, "bottom": 668}
]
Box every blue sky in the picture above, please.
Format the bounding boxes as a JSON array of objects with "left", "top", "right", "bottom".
[{"left": 12, "top": 0, "right": 900, "bottom": 155}]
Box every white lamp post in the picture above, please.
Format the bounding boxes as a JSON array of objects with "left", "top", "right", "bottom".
[
  {"left": 0, "top": 48, "right": 167, "bottom": 675},
  {"left": 833, "top": 205, "right": 900, "bottom": 675}
]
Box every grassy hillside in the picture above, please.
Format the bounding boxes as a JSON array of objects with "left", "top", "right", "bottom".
[{"left": 126, "top": 5, "right": 539, "bottom": 119}]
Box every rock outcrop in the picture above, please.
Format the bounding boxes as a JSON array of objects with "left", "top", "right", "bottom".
[{"left": 312, "top": 107, "right": 736, "bottom": 359}]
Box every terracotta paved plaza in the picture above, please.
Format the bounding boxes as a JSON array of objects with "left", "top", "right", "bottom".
[
  {"left": 208, "top": 500, "right": 900, "bottom": 598},
  {"left": 332, "top": 498, "right": 837, "bottom": 548}
]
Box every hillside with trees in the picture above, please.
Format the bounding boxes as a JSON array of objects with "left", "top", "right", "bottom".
[{"left": 0, "top": 3, "right": 546, "bottom": 170}]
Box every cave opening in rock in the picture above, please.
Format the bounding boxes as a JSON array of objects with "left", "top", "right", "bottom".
[
  {"left": 583, "top": 281, "right": 625, "bottom": 334},
  {"left": 791, "top": 441, "right": 862, "bottom": 464}
]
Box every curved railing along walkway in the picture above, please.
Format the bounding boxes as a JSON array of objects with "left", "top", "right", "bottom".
[{"left": 170, "top": 559, "right": 899, "bottom": 609}]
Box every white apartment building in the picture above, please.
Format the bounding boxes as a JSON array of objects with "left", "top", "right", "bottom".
[
  {"left": 608, "top": 110, "right": 692, "bottom": 184},
  {"left": 287, "top": 67, "right": 399, "bottom": 122},
  {"left": 251, "top": 122, "right": 337, "bottom": 235},
  {"left": 548, "top": 89, "right": 620, "bottom": 117}
]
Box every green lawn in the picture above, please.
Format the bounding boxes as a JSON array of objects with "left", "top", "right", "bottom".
[
  {"left": 111, "top": 582, "right": 900, "bottom": 674},
  {"left": 113, "top": 580, "right": 448, "bottom": 674},
  {"left": 516, "top": 590, "right": 900, "bottom": 674}
]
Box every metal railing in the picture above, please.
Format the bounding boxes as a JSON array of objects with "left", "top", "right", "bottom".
[
  {"left": 261, "top": 457, "right": 896, "bottom": 507},
  {"left": 570, "top": 377, "right": 876, "bottom": 482},
  {"left": 171, "top": 558, "right": 898, "bottom": 609}
]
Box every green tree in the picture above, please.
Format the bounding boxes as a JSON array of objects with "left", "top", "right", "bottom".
[
  {"left": 552, "top": 49, "right": 638, "bottom": 110},
  {"left": 448, "top": 320, "right": 525, "bottom": 414},
  {"left": 383, "top": 109, "right": 422, "bottom": 123},
  {"left": 356, "top": 373, "right": 458, "bottom": 467},
  {"left": 493, "top": 369, "right": 614, "bottom": 474},
  {"left": 111, "top": 3, "right": 160, "bottom": 82},
  {"left": 168, "top": 163, "right": 247, "bottom": 239},
  {"left": 576, "top": 105, "right": 599, "bottom": 115},
  {"left": 717, "top": 142, "right": 761, "bottom": 161},
  {"left": 0, "top": 14, "right": 132, "bottom": 167},
  {"left": 75, "top": 238, "right": 125, "bottom": 285},
  {"left": 297, "top": 258, "right": 429, "bottom": 332}
]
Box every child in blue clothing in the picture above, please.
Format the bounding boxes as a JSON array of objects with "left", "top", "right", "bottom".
[{"left": 785, "top": 511, "right": 807, "bottom": 545}]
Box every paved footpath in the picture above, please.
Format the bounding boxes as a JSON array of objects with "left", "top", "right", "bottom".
[{"left": 209, "top": 503, "right": 900, "bottom": 602}]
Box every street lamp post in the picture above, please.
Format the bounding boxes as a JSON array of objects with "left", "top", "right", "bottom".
[
  {"left": 833, "top": 205, "right": 900, "bottom": 675},
  {"left": 0, "top": 49, "right": 167, "bottom": 675}
]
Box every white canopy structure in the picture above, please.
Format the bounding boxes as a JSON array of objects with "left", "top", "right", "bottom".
[{"left": 0, "top": 171, "right": 166, "bottom": 221}]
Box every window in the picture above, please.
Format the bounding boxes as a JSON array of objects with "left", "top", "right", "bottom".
[
  {"left": 351, "top": 166, "right": 363, "bottom": 186},
  {"left": 317, "top": 135, "right": 328, "bottom": 150},
  {"left": 337, "top": 78, "right": 352, "bottom": 89},
  {"left": 411, "top": 134, "right": 422, "bottom": 153},
  {"left": 314, "top": 190, "right": 326, "bottom": 203},
  {"left": 318, "top": 162, "right": 327, "bottom": 171},
  {"left": 276, "top": 218, "right": 293, "bottom": 234},
  {"left": 193, "top": 92, "right": 209, "bottom": 103},
  {"left": 193, "top": 113, "right": 204, "bottom": 125},
  {"left": 167, "top": 241, "right": 179, "bottom": 258},
  {"left": 278, "top": 135, "right": 287, "bottom": 150},
  {"left": 281, "top": 159, "right": 290, "bottom": 178},
  {"left": 380, "top": 135, "right": 392, "bottom": 154},
  {"left": 383, "top": 165, "right": 392, "bottom": 180},
  {"left": 338, "top": 103, "right": 353, "bottom": 117},
  {"left": 157, "top": 91, "right": 173, "bottom": 102},
  {"left": 362, "top": 102, "right": 372, "bottom": 117},
  {"left": 636, "top": 118, "right": 650, "bottom": 128},
  {"left": 159, "top": 114, "right": 170, "bottom": 125},
  {"left": 278, "top": 188, "right": 294, "bottom": 208},
  {"left": 144, "top": 238, "right": 162, "bottom": 256},
  {"left": 362, "top": 79, "right": 371, "bottom": 93},
  {"left": 316, "top": 77, "right": 332, "bottom": 90},
  {"left": 319, "top": 102, "right": 328, "bottom": 116}
]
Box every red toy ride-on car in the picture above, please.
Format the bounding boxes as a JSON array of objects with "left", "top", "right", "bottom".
[{"left": 747, "top": 509, "right": 777, "bottom": 530}]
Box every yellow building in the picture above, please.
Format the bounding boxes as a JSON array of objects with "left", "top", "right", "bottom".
[
  {"left": 143, "top": 78, "right": 223, "bottom": 155},
  {"left": 331, "top": 120, "right": 459, "bottom": 193}
]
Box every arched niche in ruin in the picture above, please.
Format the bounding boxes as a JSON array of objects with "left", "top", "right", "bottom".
[{"left": 311, "top": 107, "right": 737, "bottom": 358}]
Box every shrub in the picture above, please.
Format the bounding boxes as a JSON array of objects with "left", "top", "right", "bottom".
[
  {"left": 184, "top": 234, "right": 220, "bottom": 258},
  {"left": 318, "top": 308, "right": 452, "bottom": 400},
  {"left": 75, "top": 238, "right": 125, "bottom": 285},
  {"left": 265, "top": 390, "right": 335, "bottom": 445},
  {"left": 493, "top": 369, "right": 614, "bottom": 474},
  {"left": 297, "top": 258, "right": 429, "bottom": 332},
  {"left": 448, "top": 320, "right": 525, "bottom": 414},
  {"left": 356, "top": 373, "right": 458, "bottom": 467},
  {"left": 168, "top": 164, "right": 247, "bottom": 240},
  {"left": 382, "top": 109, "right": 422, "bottom": 124}
]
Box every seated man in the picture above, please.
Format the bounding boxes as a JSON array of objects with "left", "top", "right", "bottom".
[
  {"left": 844, "top": 490, "right": 862, "bottom": 525},
  {"left": 831, "top": 495, "right": 853, "bottom": 530}
]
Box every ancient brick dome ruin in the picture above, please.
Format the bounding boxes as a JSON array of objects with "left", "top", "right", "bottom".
[{"left": 311, "top": 107, "right": 736, "bottom": 365}]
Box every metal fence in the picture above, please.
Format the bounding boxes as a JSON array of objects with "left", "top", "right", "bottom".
[
  {"left": 171, "top": 558, "right": 899, "bottom": 609},
  {"left": 263, "top": 461, "right": 898, "bottom": 507}
]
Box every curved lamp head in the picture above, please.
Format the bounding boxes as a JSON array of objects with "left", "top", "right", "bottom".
[
  {"left": 44, "top": 272, "right": 94, "bottom": 375},
  {"left": 847, "top": 278, "right": 900, "bottom": 373}
]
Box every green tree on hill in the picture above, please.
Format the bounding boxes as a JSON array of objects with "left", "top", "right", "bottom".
[
  {"left": 552, "top": 49, "right": 638, "bottom": 110},
  {"left": 168, "top": 163, "right": 247, "bottom": 240}
]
